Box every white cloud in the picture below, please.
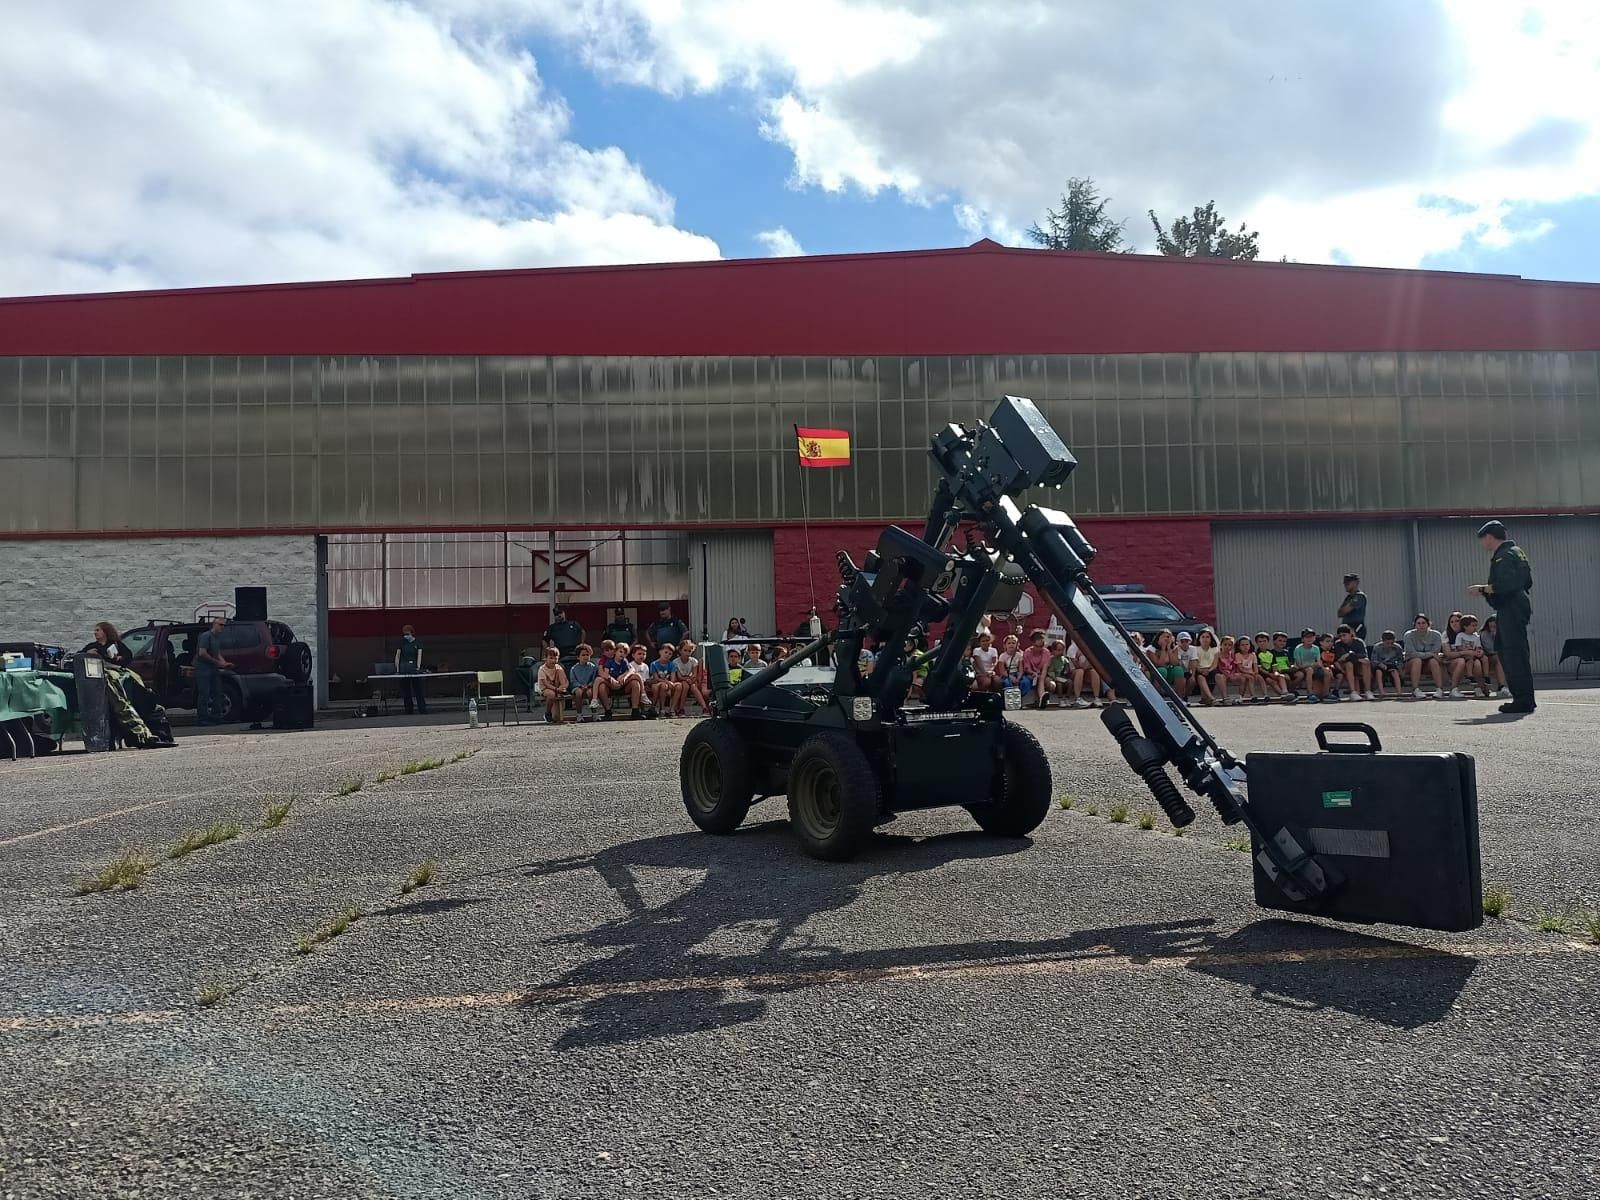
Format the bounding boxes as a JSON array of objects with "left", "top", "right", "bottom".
[
  {"left": 755, "top": 226, "right": 805, "bottom": 256},
  {"left": 0, "top": 0, "right": 718, "bottom": 295},
  {"left": 519, "top": 0, "right": 1600, "bottom": 269}
]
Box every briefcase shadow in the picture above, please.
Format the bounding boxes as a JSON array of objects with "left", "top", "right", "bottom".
[{"left": 1186, "top": 919, "right": 1476, "bottom": 1029}]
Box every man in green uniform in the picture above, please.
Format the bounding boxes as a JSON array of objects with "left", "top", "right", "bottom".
[
  {"left": 1469, "top": 520, "right": 1534, "bottom": 714},
  {"left": 543, "top": 605, "right": 585, "bottom": 666}
]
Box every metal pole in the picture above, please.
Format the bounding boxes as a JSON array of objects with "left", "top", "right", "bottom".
[
  {"left": 547, "top": 529, "right": 557, "bottom": 614},
  {"left": 700, "top": 540, "right": 710, "bottom": 642}
]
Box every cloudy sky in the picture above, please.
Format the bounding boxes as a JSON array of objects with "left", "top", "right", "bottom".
[{"left": 3, "top": 0, "right": 1597, "bottom": 294}]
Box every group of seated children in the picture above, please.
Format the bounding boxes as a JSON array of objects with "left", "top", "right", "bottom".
[
  {"left": 534, "top": 639, "right": 719, "bottom": 724},
  {"left": 532, "top": 638, "right": 796, "bottom": 724},
  {"left": 967, "top": 629, "right": 1114, "bottom": 709},
  {"left": 960, "top": 610, "right": 1509, "bottom": 708}
]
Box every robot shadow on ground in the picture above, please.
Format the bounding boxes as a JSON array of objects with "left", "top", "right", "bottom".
[{"left": 518, "top": 827, "right": 1478, "bottom": 1050}]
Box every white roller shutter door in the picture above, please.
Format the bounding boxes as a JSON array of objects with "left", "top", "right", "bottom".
[
  {"left": 1211, "top": 521, "right": 1412, "bottom": 641},
  {"left": 1417, "top": 516, "right": 1600, "bottom": 674},
  {"left": 688, "top": 532, "right": 776, "bottom": 642}
]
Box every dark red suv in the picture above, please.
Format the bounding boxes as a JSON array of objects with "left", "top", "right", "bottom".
[{"left": 122, "top": 620, "right": 311, "bottom": 722}]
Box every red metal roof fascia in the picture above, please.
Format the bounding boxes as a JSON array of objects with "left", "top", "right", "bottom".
[{"left": 2, "top": 244, "right": 1598, "bottom": 356}]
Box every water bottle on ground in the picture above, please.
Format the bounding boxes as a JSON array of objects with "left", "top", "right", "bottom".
[{"left": 468, "top": 697, "right": 479, "bottom": 729}]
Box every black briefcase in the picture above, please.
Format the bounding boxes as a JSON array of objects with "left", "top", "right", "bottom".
[
  {"left": 1246, "top": 723, "right": 1482, "bottom": 932},
  {"left": 271, "top": 684, "right": 315, "bottom": 731}
]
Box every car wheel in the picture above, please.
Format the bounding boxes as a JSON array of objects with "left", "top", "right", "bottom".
[
  {"left": 220, "top": 679, "right": 244, "bottom": 724},
  {"left": 280, "top": 641, "right": 313, "bottom": 683}
]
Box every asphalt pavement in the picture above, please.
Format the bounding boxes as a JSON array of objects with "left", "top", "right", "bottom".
[{"left": 2, "top": 691, "right": 1597, "bottom": 1199}]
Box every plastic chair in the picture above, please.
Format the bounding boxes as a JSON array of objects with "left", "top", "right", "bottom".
[{"left": 475, "top": 670, "right": 521, "bottom": 725}]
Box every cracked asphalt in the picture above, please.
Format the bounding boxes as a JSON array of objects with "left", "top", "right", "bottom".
[{"left": 2, "top": 690, "right": 1597, "bottom": 1199}]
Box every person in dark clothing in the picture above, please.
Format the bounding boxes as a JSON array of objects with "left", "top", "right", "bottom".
[
  {"left": 1469, "top": 520, "right": 1535, "bottom": 714},
  {"left": 82, "top": 621, "right": 133, "bottom": 666},
  {"left": 603, "top": 607, "right": 635, "bottom": 646},
  {"left": 644, "top": 603, "right": 687, "bottom": 655},
  {"left": 1337, "top": 573, "right": 1368, "bottom": 640},
  {"left": 543, "top": 606, "right": 585, "bottom": 663},
  {"left": 394, "top": 623, "right": 427, "bottom": 715}
]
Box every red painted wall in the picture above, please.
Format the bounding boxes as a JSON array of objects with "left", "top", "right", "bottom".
[
  {"left": 772, "top": 516, "right": 1216, "bottom": 638},
  {"left": 4, "top": 243, "right": 1598, "bottom": 356}
]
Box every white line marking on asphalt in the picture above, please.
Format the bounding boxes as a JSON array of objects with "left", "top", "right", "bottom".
[
  {"left": 3, "top": 939, "right": 1593, "bottom": 1034},
  {"left": 0, "top": 753, "right": 372, "bottom": 848}
]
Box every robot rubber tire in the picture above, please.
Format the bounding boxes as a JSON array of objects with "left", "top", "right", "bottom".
[
  {"left": 968, "top": 720, "right": 1053, "bottom": 837},
  {"left": 787, "top": 731, "right": 881, "bottom": 862},
  {"left": 680, "top": 719, "right": 755, "bottom": 834}
]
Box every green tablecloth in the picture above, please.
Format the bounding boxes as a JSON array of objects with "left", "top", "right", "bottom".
[{"left": 0, "top": 670, "right": 72, "bottom": 738}]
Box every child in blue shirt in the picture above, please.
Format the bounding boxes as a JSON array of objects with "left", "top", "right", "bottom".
[
  {"left": 648, "top": 644, "right": 682, "bottom": 714},
  {"left": 567, "top": 643, "right": 600, "bottom": 721}
]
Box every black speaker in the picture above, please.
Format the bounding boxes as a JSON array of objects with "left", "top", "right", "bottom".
[
  {"left": 272, "top": 684, "right": 315, "bottom": 730},
  {"left": 236, "top": 586, "right": 268, "bottom": 621}
]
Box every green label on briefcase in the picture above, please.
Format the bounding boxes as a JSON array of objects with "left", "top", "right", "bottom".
[{"left": 1322, "top": 789, "right": 1354, "bottom": 809}]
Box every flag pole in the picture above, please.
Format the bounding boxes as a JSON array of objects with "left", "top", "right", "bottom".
[{"left": 795, "top": 424, "right": 817, "bottom": 614}]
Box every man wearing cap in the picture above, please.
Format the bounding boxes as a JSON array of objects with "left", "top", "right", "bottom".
[
  {"left": 1468, "top": 520, "right": 1534, "bottom": 714},
  {"left": 1337, "top": 573, "right": 1368, "bottom": 641}
]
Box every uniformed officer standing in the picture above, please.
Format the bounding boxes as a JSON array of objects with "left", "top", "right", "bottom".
[{"left": 1468, "top": 520, "right": 1534, "bottom": 714}]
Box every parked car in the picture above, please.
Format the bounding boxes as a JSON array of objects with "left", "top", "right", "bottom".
[
  {"left": 1093, "top": 584, "right": 1210, "bottom": 644},
  {"left": 120, "top": 619, "right": 310, "bottom": 722}
]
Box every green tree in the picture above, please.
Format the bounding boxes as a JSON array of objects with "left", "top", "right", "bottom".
[
  {"left": 1147, "top": 201, "right": 1261, "bottom": 260},
  {"left": 1027, "top": 177, "right": 1127, "bottom": 252}
]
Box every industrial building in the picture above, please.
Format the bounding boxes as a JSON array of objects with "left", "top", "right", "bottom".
[{"left": 2, "top": 241, "right": 1598, "bottom": 702}]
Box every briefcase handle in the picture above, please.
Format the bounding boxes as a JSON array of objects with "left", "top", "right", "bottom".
[{"left": 1315, "top": 722, "right": 1382, "bottom": 754}]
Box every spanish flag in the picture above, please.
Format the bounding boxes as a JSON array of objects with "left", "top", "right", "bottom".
[{"left": 795, "top": 425, "right": 851, "bottom": 468}]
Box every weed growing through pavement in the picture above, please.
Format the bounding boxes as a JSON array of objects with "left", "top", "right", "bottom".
[
  {"left": 400, "top": 861, "right": 436, "bottom": 895},
  {"left": 1222, "top": 834, "right": 1252, "bottom": 853},
  {"left": 195, "top": 982, "right": 230, "bottom": 1008},
  {"left": 1056, "top": 794, "right": 1074, "bottom": 810},
  {"left": 335, "top": 777, "right": 363, "bottom": 797},
  {"left": 1084, "top": 804, "right": 1099, "bottom": 817},
  {"left": 259, "top": 798, "right": 293, "bottom": 829},
  {"left": 1535, "top": 911, "right": 1568, "bottom": 933},
  {"left": 449, "top": 749, "right": 475, "bottom": 763},
  {"left": 75, "top": 850, "right": 152, "bottom": 895},
  {"left": 1108, "top": 802, "right": 1128, "bottom": 824},
  {"left": 376, "top": 757, "right": 448, "bottom": 784},
  {"left": 1171, "top": 825, "right": 1187, "bottom": 838},
  {"left": 1580, "top": 910, "right": 1600, "bottom": 944},
  {"left": 168, "top": 822, "right": 242, "bottom": 860},
  {"left": 1136, "top": 810, "right": 1155, "bottom": 831},
  {"left": 1482, "top": 887, "right": 1510, "bottom": 918},
  {"left": 294, "top": 906, "right": 366, "bottom": 955}
]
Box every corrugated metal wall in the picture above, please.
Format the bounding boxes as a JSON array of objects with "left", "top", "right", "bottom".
[
  {"left": 1216, "top": 517, "right": 1600, "bottom": 673},
  {"left": 688, "top": 532, "right": 776, "bottom": 642},
  {"left": 1212, "top": 521, "right": 1413, "bottom": 642},
  {"left": 1417, "top": 517, "right": 1600, "bottom": 673}
]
